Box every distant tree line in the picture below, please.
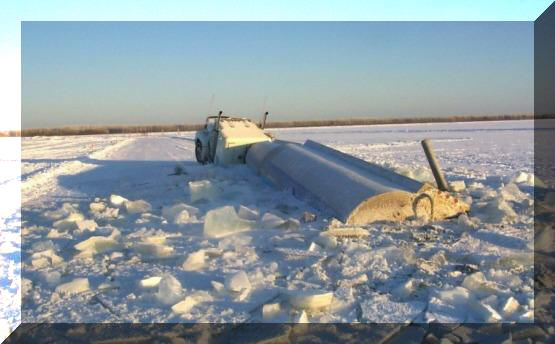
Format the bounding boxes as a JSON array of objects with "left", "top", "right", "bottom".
[{"left": 4, "top": 113, "right": 552, "bottom": 137}]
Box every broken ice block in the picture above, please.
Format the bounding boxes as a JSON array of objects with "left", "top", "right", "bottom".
[
  {"left": 171, "top": 291, "right": 213, "bottom": 314},
  {"left": 139, "top": 276, "right": 162, "bottom": 288},
  {"left": 308, "top": 242, "right": 323, "bottom": 252},
  {"left": 393, "top": 279, "right": 416, "bottom": 300},
  {"left": 40, "top": 271, "right": 62, "bottom": 287},
  {"left": 74, "top": 236, "right": 120, "bottom": 256},
  {"left": 287, "top": 290, "right": 334, "bottom": 310},
  {"left": 133, "top": 242, "right": 175, "bottom": 258},
  {"left": 162, "top": 203, "right": 197, "bottom": 224},
  {"left": 204, "top": 206, "right": 254, "bottom": 238},
  {"left": 76, "top": 219, "right": 97, "bottom": 232},
  {"left": 109, "top": 194, "right": 128, "bottom": 207},
  {"left": 55, "top": 278, "right": 90, "bottom": 296},
  {"left": 261, "top": 212, "right": 286, "bottom": 228},
  {"left": 89, "top": 202, "right": 106, "bottom": 212},
  {"left": 314, "top": 233, "right": 337, "bottom": 249},
  {"left": 189, "top": 180, "right": 218, "bottom": 202},
  {"left": 262, "top": 303, "right": 282, "bottom": 320},
  {"left": 469, "top": 298, "right": 502, "bottom": 322},
  {"left": 53, "top": 212, "right": 86, "bottom": 230},
  {"left": 501, "top": 296, "right": 520, "bottom": 317},
  {"left": 293, "top": 310, "right": 309, "bottom": 323},
  {"left": 30, "top": 249, "right": 63, "bottom": 267},
  {"left": 323, "top": 227, "right": 368, "bottom": 238},
  {"left": 182, "top": 250, "right": 206, "bottom": 271},
  {"left": 124, "top": 199, "right": 152, "bottom": 214},
  {"left": 224, "top": 271, "right": 251, "bottom": 294},
  {"left": 461, "top": 272, "right": 500, "bottom": 298},
  {"left": 301, "top": 211, "right": 316, "bottom": 223},
  {"left": 283, "top": 218, "right": 301, "bottom": 230},
  {"left": 238, "top": 205, "right": 259, "bottom": 221},
  {"left": 450, "top": 180, "right": 466, "bottom": 192},
  {"left": 156, "top": 274, "right": 184, "bottom": 305},
  {"left": 211, "top": 281, "right": 226, "bottom": 296}
]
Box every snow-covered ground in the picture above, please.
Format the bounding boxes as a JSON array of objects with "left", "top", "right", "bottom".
[{"left": 16, "top": 120, "right": 539, "bottom": 325}]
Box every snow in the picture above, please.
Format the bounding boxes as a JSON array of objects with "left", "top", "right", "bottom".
[{"left": 10, "top": 120, "right": 541, "bottom": 325}]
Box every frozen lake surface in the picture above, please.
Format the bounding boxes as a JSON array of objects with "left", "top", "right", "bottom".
[{"left": 2, "top": 120, "right": 540, "bottom": 331}]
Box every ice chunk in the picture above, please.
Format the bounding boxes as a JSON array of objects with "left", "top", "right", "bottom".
[
  {"left": 461, "top": 272, "right": 501, "bottom": 298},
  {"left": 536, "top": 227, "right": 553, "bottom": 253},
  {"left": 238, "top": 205, "right": 259, "bottom": 221},
  {"left": 283, "top": 218, "right": 301, "bottom": 230},
  {"left": 475, "top": 198, "right": 517, "bottom": 223},
  {"left": 224, "top": 271, "right": 251, "bottom": 294},
  {"left": 155, "top": 274, "right": 184, "bottom": 305},
  {"left": 124, "top": 199, "right": 152, "bottom": 214},
  {"left": 53, "top": 212, "right": 85, "bottom": 230},
  {"left": 469, "top": 298, "right": 502, "bottom": 322},
  {"left": 74, "top": 236, "right": 120, "bottom": 257},
  {"left": 261, "top": 212, "right": 286, "bottom": 228},
  {"left": 189, "top": 180, "right": 218, "bottom": 202},
  {"left": 55, "top": 278, "right": 90, "bottom": 296},
  {"left": 109, "top": 194, "right": 128, "bottom": 207},
  {"left": 393, "top": 279, "right": 416, "bottom": 300},
  {"left": 262, "top": 303, "right": 282, "bottom": 320},
  {"left": 44, "top": 203, "right": 78, "bottom": 220},
  {"left": 324, "top": 227, "right": 369, "bottom": 238},
  {"left": 211, "top": 281, "right": 226, "bottom": 296},
  {"left": 314, "top": 233, "right": 337, "bottom": 249},
  {"left": 361, "top": 293, "right": 426, "bottom": 323},
  {"left": 287, "top": 290, "right": 334, "bottom": 310},
  {"left": 204, "top": 206, "right": 254, "bottom": 238},
  {"left": 171, "top": 291, "right": 213, "bottom": 314},
  {"left": 89, "top": 202, "right": 106, "bottom": 212},
  {"left": 182, "top": 250, "right": 206, "bottom": 271},
  {"left": 139, "top": 276, "right": 162, "bottom": 288},
  {"left": 76, "top": 219, "right": 97, "bottom": 232},
  {"left": 511, "top": 171, "right": 546, "bottom": 187},
  {"left": 501, "top": 296, "right": 520, "bottom": 317},
  {"left": 40, "top": 271, "right": 62, "bottom": 287},
  {"left": 450, "top": 180, "right": 466, "bottom": 192},
  {"left": 301, "top": 211, "right": 316, "bottom": 223},
  {"left": 500, "top": 183, "right": 528, "bottom": 202},
  {"left": 308, "top": 242, "right": 323, "bottom": 252},
  {"left": 30, "top": 249, "right": 63, "bottom": 267},
  {"left": 294, "top": 310, "right": 309, "bottom": 323},
  {"left": 133, "top": 242, "right": 175, "bottom": 258},
  {"left": 457, "top": 214, "right": 478, "bottom": 231},
  {"left": 162, "top": 203, "right": 197, "bottom": 224}
]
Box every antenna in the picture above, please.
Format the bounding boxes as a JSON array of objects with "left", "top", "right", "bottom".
[{"left": 208, "top": 93, "right": 216, "bottom": 115}]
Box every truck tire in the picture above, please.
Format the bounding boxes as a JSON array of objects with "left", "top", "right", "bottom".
[{"left": 195, "top": 139, "right": 206, "bottom": 164}]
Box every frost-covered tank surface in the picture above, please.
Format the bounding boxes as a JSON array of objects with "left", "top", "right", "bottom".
[{"left": 246, "top": 139, "right": 469, "bottom": 224}]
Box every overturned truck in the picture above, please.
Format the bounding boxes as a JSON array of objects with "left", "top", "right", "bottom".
[{"left": 194, "top": 112, "right": 469, "bottom": 225}]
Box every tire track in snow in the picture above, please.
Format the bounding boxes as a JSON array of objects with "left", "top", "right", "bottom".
[{"left": 22, "top": 138, "right": 136, "bottom": 204}]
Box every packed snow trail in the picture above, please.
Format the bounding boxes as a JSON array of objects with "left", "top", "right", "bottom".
[{"left": 19, "top": 122, "right": 539, "bottom": 324}]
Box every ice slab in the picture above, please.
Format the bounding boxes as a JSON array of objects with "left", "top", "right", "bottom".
[
  {"left": 293, "top": 310, "right": 309, "bottom": 323},
  {"left": 89, "top": 202, "right": 106, "bottom": 212},
  {"left": 156, "top": 274, "right": 184, "bottom": 305},
  {"left": 262, "top": 303, "right": 282, "bottom": 320},
  {"left": 162, "top": 203, "right": 198, "bottom": 224},
  {"left": 450, "top": 180, "right": 466, "bottom": 192},
  {"left": 461, "top": 272, "right": 501, "bottom": 298},
  {"left": 225, "top": 271, "right": 251, "bottom": 294},
  {"left": 53, "top": 212, "right": 85, "bottom": 230},
  {"left": 261, "top": 212, "right": 286, "bottom": 229},
  {"left": 124, "top": 199, "right": 152, "bottom": 214},
  {"left": 238, "top": 205, "right": 259, "bottom": 221},
  {"left": 204, "top": 206, "right": 255, "bottom": 238},
  {"left": 501, "top": 296, "right": 520, "bottom": 317},
  {"left": 172, "top": 291, "right": 213, "bottom": 314},
  {"left": 133, "top": 242, "right": 175, "bottom": 258},
  {"left": 40, "top": 271, "right": 62, "bottom": 287},
  {"left": 287, "top": 290, "right": 334, "bottom": 310},
  {"left": 182, "top": 250, "right": 206, "bottom": 271},
  {"left": 189, "top": 180, "right": 218, "bottom": 202},
  {"left": 55, "top": 278, "right": 90, "bottom": 296},
  {"left": 323, "top": 227, "right": 369, "bottom": 238},
  {"left": 74, "top": 236, "right": 120, "bottom": 257},
  {"left": 30, "top": 249, "right": 63, "bottom": 267},
  {"left": 314, "top": 233, "right": 337, "bottom": 249},
  {"left": 44, "top": 203, "right": 78, "bottom": 220},
  {"left": 469, "top": 298, "right": 502, "bottom": 322},
  {"left": 139, "top": 276, "right": 162, "bottom": 288},
  {"left": 109, "top": 194, "right": 128, "bottom": 207}
]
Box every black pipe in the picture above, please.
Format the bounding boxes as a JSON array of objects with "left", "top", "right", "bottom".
[{"left": 421, "top": 139, "right": 450, "bottom": 192}]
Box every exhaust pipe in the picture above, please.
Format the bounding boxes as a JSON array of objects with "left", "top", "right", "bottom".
[
  {"left": 421, "top": 139, "right": 450, "bottom": 192},
  {"left": 261, "top": 112, "right": 269, "bottom": 129}
]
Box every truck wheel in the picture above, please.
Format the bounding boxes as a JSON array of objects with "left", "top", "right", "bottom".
[{"left": 195, "top": 139, "right": 206, "bottom": 164}]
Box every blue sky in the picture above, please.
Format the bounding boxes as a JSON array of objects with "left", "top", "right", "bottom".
[
  {"left": 1, "top": 1, "right": 552, "bottom": 129},
  {"left": 22, "top": 21, "right": 534, "bottom": 127}
]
